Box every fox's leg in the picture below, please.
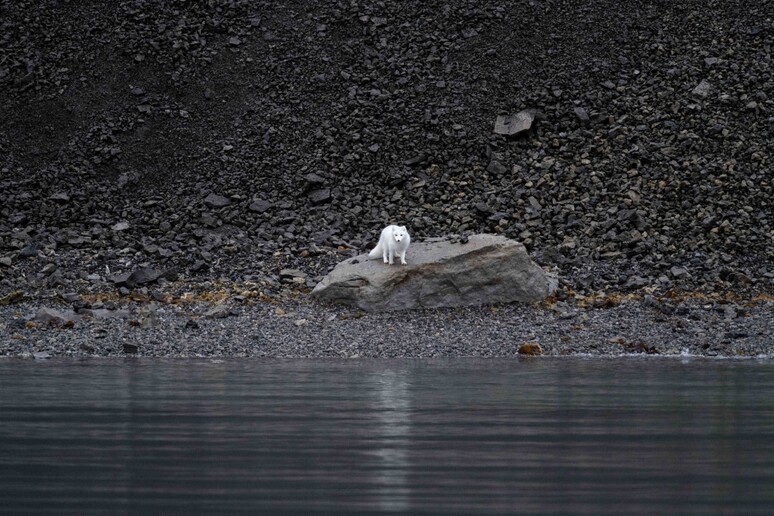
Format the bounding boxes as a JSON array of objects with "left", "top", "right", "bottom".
[
  {"left": 400, "top": 249, "right": 407, "bottom": 265},
  {"left": 388, "top": 247, "right": 394, "bottom": 265},
  {"left": 383, "top": 247, "right": 388, "bottom": 264}
]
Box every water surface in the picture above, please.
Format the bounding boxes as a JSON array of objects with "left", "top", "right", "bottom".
[{"left": 1, "top": 358, "right": 773, "bottom": 514}]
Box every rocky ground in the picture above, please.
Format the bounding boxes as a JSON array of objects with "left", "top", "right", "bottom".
[
  {"left": 2, "top": 287, "right": 773, "bottom": 358},
  {"left": 1, "top": 1, "right": 772, "bottom": 357}
]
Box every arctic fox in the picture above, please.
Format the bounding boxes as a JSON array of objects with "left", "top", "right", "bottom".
[{"left": 368, "top": 225, "right": 410, "bottom": 265}]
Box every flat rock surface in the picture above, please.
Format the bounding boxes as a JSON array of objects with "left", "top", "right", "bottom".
[{"left": 312, "top": 235, "right": 556, "bottom": 312}]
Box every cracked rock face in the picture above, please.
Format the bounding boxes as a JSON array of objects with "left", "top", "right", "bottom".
[{"left": 311, "top": 234, "right": 556, "bottom": 312}]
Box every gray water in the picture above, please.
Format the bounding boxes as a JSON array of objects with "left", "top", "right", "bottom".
[{"left": 1, "top": 358, "right": 773, "bottom": 515}]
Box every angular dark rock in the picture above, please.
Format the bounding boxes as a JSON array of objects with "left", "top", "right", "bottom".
[
  {"left": 486, "top": 160, "right": 507, "bottom": 176},
  {"left": 17, "top": 243, "right": 39, "bottom": 258},
  {"left": 249, "top": 199, "right": 273, "bottom": 213},
  {"left": 204, "top": 193, "right": 231, "bottom": 208},
  {"left": 692, "top": 80, "right": 711, "bottom": 98},
  {"left": 304, "top": 173, "right": 326, "bottom": 185},
  {"left": 574, "top": 107, "right": 590, "bottom": 124},
  {"left": 205, "top": 304, "right": 231, "bottom": 319},
  {"left": 308, "top": 188, "right": 331, "bottom": 205},
  {"left": 493, "top": 110, "right": 535, "bottom": 137},
  {"left": 670, "top": 266, "right": 689, "bottom": 279},
  {"left": 49, "top": 192, "right": 70, "bottom": 203},
  {"left": 111, "top": 267, "right": 162, "bottom": 288},
  {"left": 625, "top": 276, "right": 650, "bottom": 289},
  {"left": 404, "top": 154, "right": 426, "bottom": 166}
]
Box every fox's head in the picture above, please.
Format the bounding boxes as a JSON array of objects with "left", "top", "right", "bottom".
[{"left": 392, "top": 226, "right": 407, "bottom": 242}]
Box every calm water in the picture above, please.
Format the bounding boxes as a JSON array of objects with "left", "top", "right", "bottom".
[{"left": 1, "top": 358, "right": 774, "bottom": 514}]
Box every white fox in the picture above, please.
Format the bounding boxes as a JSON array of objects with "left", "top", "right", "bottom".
[{"left": 368, "top": 225, "right": 410, "bottom": 265}]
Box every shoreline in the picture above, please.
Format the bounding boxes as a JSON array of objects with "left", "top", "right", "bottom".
[{"left": 3, "top": 285, "right": 772, "bottom": 359}]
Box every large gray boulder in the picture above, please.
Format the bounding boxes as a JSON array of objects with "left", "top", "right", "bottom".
[{"left": 311, "top": 234, "right": 557, "bottom": 312}]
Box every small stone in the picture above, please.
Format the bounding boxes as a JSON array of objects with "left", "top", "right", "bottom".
[
  {"left": 111, "top": 267, "right": 161, "bottom": 288},
  {"left": 624, "top": 276, "right": 649, "bottom": 289},
  {"left": 111, "top": 221, "right": 130, "bottom": 231},
  {"left": 518, "top": 342, "right": 543, "bottom": 356},
  {"left": 692, "top": 80, "right": 711, "bottom": 98},
  {"left": 204, "top": 193, "right": 231, "bottom": 208},
  {"left": 486, "top": 160, "right": 507, "bottom": 176},
  {"left": 123, "top": 343, "right": 138, "bottom": 354},
  {"left": 574, "top": 107, "right": 590, "bottom": 124},
  {"left": 18, "top": 243, "right": 39, "bottom": 258},
  {"left": 308, "top": 188, "right": 331, "bottom": 205},
  {"left": 493, "top": 110, "right": 535, "bottom": 137},
  {"left": 670, "top": 266, "right": 689, "bottom": 279},
  {"left": 304, "top": 173, "right": 325, "bottom": 185},
  {"left": 280, "top": 268, "right": 307, "bottom": 280},
  {"left": 249, "top": 199, "right": 273, "bottom": 213},
  {"left": 62, "top": 292, "right": 80, "bottom": 303},
  {"left": 228, "top": 37, "right": 241, "bottom": 46},
  {"left": 33, "top": 351, "right": 51, "bottom": 360},
  {"left": 294, "top": 319, "right": 309, "bottom": 326},
  {"left": 49, "top": 192, "right": 70, "bottom": 203},
  {"left": 205, "top": 304, "right": 231, "bottom": 319},
  {"left": 184, "top": 318, "right": 200, "bottom": 330},
  {"left": 130, "top": 86, "right": 146, "bottom": 96},
  {"left": 404, "top": 154, "right": 426, "bottom": 166}
]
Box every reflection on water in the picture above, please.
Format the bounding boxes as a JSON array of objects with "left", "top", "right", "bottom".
[
  {"left": 1, "top": 358, "right": 774, "bottom": 514},
  {"left": 374, "top": 370, "right": 411, "bottom": 513}
]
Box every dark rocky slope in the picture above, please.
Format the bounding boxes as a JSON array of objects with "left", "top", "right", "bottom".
[{"left": 1, "top": 0, "right": 772, "bottom": 298}]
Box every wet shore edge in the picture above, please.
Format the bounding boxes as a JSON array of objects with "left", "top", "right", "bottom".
[{"left": 2, "top": 284, "right": 772, "bottom": 359}]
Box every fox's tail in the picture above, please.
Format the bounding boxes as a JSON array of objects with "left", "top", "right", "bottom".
[{"left": 368, "top": 243, "right": 382, "bottom": 259}]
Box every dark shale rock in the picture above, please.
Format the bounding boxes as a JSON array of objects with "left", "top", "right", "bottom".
[
  {"left": 493, "top": 110, "right": 535, "bottom": 137},
  {"left": 308, "top": 188, "right": 331, "bottom": 205},
  {"left": 111, "top": 267, "right": 162, "bottom": 288},
  {"left": 204, "top": 193, "right": 231, "bottom": 209},
  {"left": 249, "top": 199, "right": 273, "bottom": 213}
]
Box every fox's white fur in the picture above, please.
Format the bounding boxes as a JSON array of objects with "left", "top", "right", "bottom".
[{"left": 368, "top": 225, "right": 410, "bottom": 265}]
